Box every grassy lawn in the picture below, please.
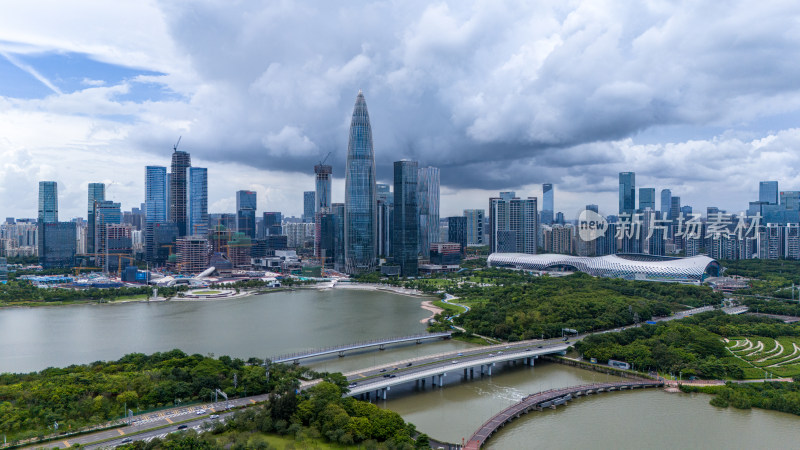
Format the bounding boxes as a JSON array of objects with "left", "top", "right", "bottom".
[
  {"left": 727, "top": 336, "right": 800, "bottom": 378},
  {"left": 205, "top": 431, "right": 354, "bottom": 449},
  {"left": 191, "top": 290, "right": 222, "bottom": 295},
  {"left": 433, "top": 299, "right": 467, "bottom": 315}
]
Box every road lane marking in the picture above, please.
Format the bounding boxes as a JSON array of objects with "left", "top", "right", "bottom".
[
  {"left": 165, "top": 417, "right": 173, "bottom": 424},
  {"left": 117, "top": 429, "right": 125, "bottom": 435},
  {"left": 209, "top": 407, "right": 215, "bottom": 412},
  {"left": 62, "top": 440, "right": 70, "bottom": 447},
  {"left": 250, "top": 399, "right": 256, "bottom": 404}
]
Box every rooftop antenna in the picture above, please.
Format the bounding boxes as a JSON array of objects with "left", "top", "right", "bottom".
[{"left": 173, "top": 136, "right": 182, "bottom": 153}]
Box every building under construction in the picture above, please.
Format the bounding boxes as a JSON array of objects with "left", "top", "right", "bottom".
[{"left": 176, "top": 236, "right": 211, "bottom": 274}]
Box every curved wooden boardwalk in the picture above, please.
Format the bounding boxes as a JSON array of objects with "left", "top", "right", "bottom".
[{"left": 464, "top": 380, "right": 663, "bottom": 449}]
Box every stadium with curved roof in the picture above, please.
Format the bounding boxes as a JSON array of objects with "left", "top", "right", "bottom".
[{"left": 487, "top": 253, "right": 720, "bottom": 283}]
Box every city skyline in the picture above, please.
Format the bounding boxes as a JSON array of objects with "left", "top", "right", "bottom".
[{"left": 3, "top": 2, "right": 800, "bottom": 219}]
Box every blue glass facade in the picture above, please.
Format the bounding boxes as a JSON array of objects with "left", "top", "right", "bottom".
[
  {"left": 38, "top": 221, "right": 76, "bottom": 268},
  {"left": 619, "top": 172, "right": 635, "bottom": 214},
  {"left": 315, "top": 164, "right": 332, "bottom": 212},
  {"left": 760, "top": 181, "right": 778, "bottom": 205},
  {"left": 393, "top": 160, "right": 418, "bottom": 276},
  {"left": 145, "top": 167, "right": 167, "bottom": 223},
  {"left": 236, "top": 189, "right": 256, "bottom": 238},
  {"left": 660, "top": 189, "right": 672, "bottom": 216},
  {"left": 189, "top": 167, "right": 208, "bottom": 236},
  {"left": 344, "top": 91, "right": 377, "bottom": 274},
  {"left": 38, "top": 181, "right": 58, "bottom": 223},
  {"left": 418, "top": 166, "right": 440, "bottom": 259},
  {"left": 87, "top": 182, "right": 105, "bottom": 255},
  {"left": 639, "top": 187, "right": 656, "bottom": 211},
  {"left": 303, "top": 191, "right": 315, "bottom": 223},
  {"left": 169, "top": 150, "right": 191, "bottom": 236}
]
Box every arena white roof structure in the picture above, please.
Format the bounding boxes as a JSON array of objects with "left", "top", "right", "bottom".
[{"left": 487, "top": 253, "right": 720, "bottom": 283}]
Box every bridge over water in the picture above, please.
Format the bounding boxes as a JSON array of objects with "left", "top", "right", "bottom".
[
  {"left": 270, "top": 332, "right": 452, "bottom": 364},
  {"left": 464, "top": 380, "right": 664, "bottom": 449},
  {"left": 345, "top": 343, "right": 570, "bottom": 400}
]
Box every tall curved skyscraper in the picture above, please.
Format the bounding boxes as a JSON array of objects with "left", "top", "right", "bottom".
[{"left": 344, "top": 90, "right": 377, "bottom": 274}]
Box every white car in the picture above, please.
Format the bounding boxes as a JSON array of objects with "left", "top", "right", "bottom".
[
  {"left": 209, "top": 414, "right": 219, "bottom": 419},
  {"left": 196, "top": 409, "right": 206, "bottom": 415}
]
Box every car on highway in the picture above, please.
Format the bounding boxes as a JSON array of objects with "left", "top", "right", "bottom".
[
  {"left": 389, "top": 374, "right": 396, "bottom": 378},
  {"left": 451, "top": 360, "right": 457, "bottom": 364},
  {"left": 380, "top": 368, "right": 387, "bottom": 372},
  {"left": 196, "top": 409, "right": 206, "bottom": 415},
  {"left": 121, "top": 438, "right": 132, "bottom": 444},
  {"left": 457, "top": 353, "right": 463, "bottom": 356},
  {"left": 348, "top": 382, "right": 358, "bottom": 387},
  {"left": 210, "top": 414, "right": 219, "bottom": 419},
  {"left": 177, "top": 424, "right": 188, "bottom": 430},
  {"left": 383, "top": 374, "right": 391, "bottom": 378},
  {"left": 406, "top": 362, "right": 412, "bottom": 367}
]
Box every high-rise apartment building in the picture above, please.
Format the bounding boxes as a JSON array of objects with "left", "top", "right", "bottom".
[
  {"left": 344, "top": 91, "right": 377, "bottom": 274},
  {"left": 464, "top": 209, "right": 484, "bottom": 246},
  {"left": 639, "top": 188, "right": 655, "bottom": 211},
  {"left": 38, "top": 181, "right": 58, "bottom": 223},
  {"left": 618, "top": 172, "right": 635, "bottom": 215},
  {"left": 263, "top": 212, "right": 282, "bottom": 236},
  {"left": 489, "top": 195, "right": 538, "bottom": 254},
  {"left": 315, "top": 164, "right": 332, "bottom": 213},
  {"left": 760, "top": 181, "right": 779, "bottom": 205},
  {"left": 393, "top": 160, "right": 418, "bottom": 276},
  {"left": 87, "top": 182, "right": 105, "bottom": 256},
  {"left": 188, "top": 167, "right": 208, "bottom": 237},
  {"left": 418, "top": 166, "right": 440, "bottom": 259},
  {"left": 236, "top": 190, "right": 257, "bottom": 238},
  {"left": 660, "top": 189, "right": 672, "bottom": 216},
  {"left": 303, "top": 191, "right": 315, "bottom": 224},
  {"left": 169, "top": 150, "right": 191, "bottom": 236}
]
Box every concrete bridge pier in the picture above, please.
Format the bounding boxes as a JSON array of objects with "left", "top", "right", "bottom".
[
  {"left": 432, "top": 375, "right": 437, "bottom": 387},
  {"left": 488, "top": 363, "right": 493, "bottom": 376},
  {"left": 438, "top": 374, "right": 443, "bottom": 386},
  {"left": 382, "top": 388, "right": 387, "bottom": 400},
  {"left": 464, "top": 368, "right": 468, "bottom": 379},
  {"left": 470, "top": 367, "right": 474, "bottom": 378},
  {"left": 365, "top": 391, "right": 370, "bottom": 401},
  {"left": 421, "top": 378, "right": 425, "bottom": 388}
]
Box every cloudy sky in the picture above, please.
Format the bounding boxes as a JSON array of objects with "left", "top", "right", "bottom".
[{"left": 2, "top": 1, "right": 800, "bottom": 221}]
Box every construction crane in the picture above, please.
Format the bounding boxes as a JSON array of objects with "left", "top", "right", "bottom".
[
  {"left": 173, "top": 136, "right": 182, "bottom": 152},
  {"left": 319, "top": 151, "right": 331, "bottom": 166},
  {"left": 74, "top": 266, "right": 103, "bottom": 276}
]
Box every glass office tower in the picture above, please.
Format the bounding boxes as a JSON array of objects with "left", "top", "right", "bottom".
[
  {"left": 639, "top": 188, "right": 656, "bottom": 211},
  {"left": 236, "top": 190, "right": 256, "bottom": 238},
  {"left": 169, "top": 150, "right": 191, "bottom": 236},
  {"left": 189, "top": 167, "right": 208, "bottom": 236},
  {"left": 760, "top": 181, "right": 779, "bottom": 205},
  {"left": 87, "top": 182, "right": 106, "bottom": 255},
  {"left": 619, "top": 172, "right": 635, "bottom": 215},
  {"left": 660, "top": 189, "right": 672, "bottom": 216},
  {"left": 38, "top": 181, "right": 58, "bottom": 223},
  {"left": 344, "top": 91, "right": 377, "bottom": 274},
  {"left": 418, "top": 166, "right": 440, "bottom": 259},
  {"left": 393, "top": 160, "right": 418, "bottom": 277}
]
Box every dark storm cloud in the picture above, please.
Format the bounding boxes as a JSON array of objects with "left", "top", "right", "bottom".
[{"left": 129, "top": 1, "right": 800, "bottom": 192}]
